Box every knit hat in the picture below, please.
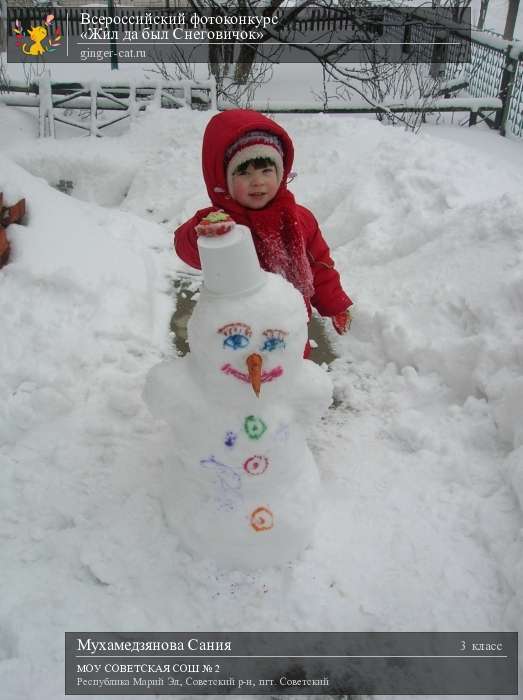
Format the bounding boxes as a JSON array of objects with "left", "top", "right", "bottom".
[{"left": 225, "top": 130, "right": 284, "bottom": 196}]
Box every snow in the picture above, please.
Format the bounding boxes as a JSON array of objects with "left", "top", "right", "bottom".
[
  {"left": 466, "top": 29, "right": 523, "bottom": 61},
  {"left": 469, "top": 28, "right": 523, "bottom": 54},
  {"left": 223, "top": 97, "right": 503, "bottom": 112},
  {"left": 1, "top": 60, "right": 523, "bottom": 699}
]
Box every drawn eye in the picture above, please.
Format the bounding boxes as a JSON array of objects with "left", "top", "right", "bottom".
[
  {"left": 218, "top": 322, "right": 252, "bottom": 350},
  {"left": 261, "top": 337, "right": 285, "bottom": 352},
  {"left": 224, "top": 334, "right": 250, "bottom": 350},
  {"left": 261, "top": 329, "right": 287, "bottom": 352}
]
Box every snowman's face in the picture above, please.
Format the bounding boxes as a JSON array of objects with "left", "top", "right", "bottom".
[
  {"left": 218, "top": 322, "right": 287, "bottom": 390},
  {"left": 187, "top": 274, "right": 308, "bottom": 399}
]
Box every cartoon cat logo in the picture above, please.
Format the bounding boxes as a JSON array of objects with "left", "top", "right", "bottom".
[
  {"left": 13, "top": 15, "right": 62, "bottom": 56},
  {"left": 23, "top": 25, "right": 47, "bottom": 55}
]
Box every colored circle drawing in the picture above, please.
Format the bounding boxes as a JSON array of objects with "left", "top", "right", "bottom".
[
  {"left": 243, "top": 455, "right": 269, "bottom": 476},
  {"left": 244, "top": 415, "right": 267, "bottom": 440},
  {"left": 250, "top": 506, "right": 274, "bottom": 532}
]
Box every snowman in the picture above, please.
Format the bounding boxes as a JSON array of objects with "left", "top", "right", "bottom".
[{"left": 144, "top": 225, "right": 332, "bottom": 569}]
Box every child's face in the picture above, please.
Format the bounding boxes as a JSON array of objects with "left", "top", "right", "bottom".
[{"left": 230, "top": 163, "right": 279, "bottom": 210}]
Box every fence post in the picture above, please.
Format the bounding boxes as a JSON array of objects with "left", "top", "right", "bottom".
[
  {"left": 108, "top": 0, "right": 118, "bottom": 70},
  {"left": 497, "top": 45, "right": 517, "bottom": 135},
  {"left": 38, "top": 70, "right": 55, "bottom": 138},
  {"left": 183, "top": 80, "right": 191, "bottom": 107},
  {"left": 90, "top": 80, "right": 98, "bottom": 136},
  {"left": 208, "top": 75, "right": 217, "bottom": 110}
]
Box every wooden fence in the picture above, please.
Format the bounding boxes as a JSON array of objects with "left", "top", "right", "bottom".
[{"left": 2, "top": 5, "right": 521, "bottom": 137}]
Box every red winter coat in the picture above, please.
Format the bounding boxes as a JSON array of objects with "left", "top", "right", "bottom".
[{"left": 174, "top": 110, "right": 352, "bottom": 319}]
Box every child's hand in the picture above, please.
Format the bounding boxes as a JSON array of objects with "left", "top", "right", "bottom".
[{"left": 331, "top": 308, "right": 352, "bottom": 335}]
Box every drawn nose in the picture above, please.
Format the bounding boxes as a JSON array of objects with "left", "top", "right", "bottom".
[{"left": 246, "top": 353, "right": 262, "bottom": 397}]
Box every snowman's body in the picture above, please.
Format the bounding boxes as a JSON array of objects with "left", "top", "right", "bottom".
[{"left": 144, "top": 229, "right": 332, "bottom": 569}]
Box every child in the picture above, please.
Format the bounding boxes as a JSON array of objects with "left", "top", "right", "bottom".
[{"left": 174, "top": 109, "right": 353, "bottom": 356}]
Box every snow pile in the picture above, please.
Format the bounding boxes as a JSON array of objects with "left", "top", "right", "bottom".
[
  {"left": 0, "top": 102, "right": 522, "bottom": 699},
  {"left": 0, "top": 150, "right": 176, "bottom": 473},
  {"left": 318, "top": 120, "right": 523, "bottom": 630}
]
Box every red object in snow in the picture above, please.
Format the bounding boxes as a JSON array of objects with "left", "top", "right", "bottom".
[
  {"left": 331, "top": 309, "right": 352, "bottom": 335},
  {"left": 0, "top": 193, "right": 26, "bottom": 268}
]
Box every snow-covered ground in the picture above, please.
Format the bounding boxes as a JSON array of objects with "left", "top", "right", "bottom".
[{"left": 1, "top": 53, "right": 523, "bottom": 700}]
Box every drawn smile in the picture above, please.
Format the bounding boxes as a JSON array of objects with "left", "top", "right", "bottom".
[{"left": 221, "top": 364, "right": 283, "bottom": 384}]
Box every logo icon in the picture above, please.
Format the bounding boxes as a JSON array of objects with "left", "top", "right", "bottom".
[{"left": 13, "top": 14, "right": 62, "bottom": 56}]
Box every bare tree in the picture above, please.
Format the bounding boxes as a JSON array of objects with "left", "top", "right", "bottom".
[
  {"left": 148, "top": 44, "right": 200, "bottom": 83},
  {"left": 21, "top": 59, "right": 46, "bottom": 88},
  {"left": 150, "top": 0, "right": 469, "bottom": 120}
]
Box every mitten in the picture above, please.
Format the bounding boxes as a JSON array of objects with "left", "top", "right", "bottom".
[{"left": 331, "top": 308, "right": 352, "bottom": 335}]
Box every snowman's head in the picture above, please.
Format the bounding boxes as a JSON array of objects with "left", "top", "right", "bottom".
[{"left": 187, "top": 273, "right": 308, "bottom": 400}]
